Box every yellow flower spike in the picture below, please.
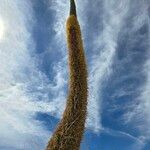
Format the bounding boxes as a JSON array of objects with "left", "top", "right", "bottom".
[{"left": 46, "top": 1, "right": 88, "bottom": 150}]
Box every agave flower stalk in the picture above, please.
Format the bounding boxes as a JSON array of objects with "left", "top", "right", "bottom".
[{"left": 46, "top": 0, "right": 88, "bottom": 149}]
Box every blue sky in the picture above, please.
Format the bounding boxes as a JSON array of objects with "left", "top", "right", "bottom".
[{"left": 0, "top": 0, "right": 149, "bottom": 149}]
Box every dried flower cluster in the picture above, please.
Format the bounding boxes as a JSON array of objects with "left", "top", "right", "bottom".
[{"left": 46, "top": 1, "right": 88, "bottom": 149}]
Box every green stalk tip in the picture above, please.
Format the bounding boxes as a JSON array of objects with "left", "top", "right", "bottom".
[{"left": 70, "top": 0, "right": 77, "bottom": 16}]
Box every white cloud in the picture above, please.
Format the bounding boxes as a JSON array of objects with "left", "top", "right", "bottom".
[
  {"left": 137, "top": 9, "right": 150, "bottom": 140},
  {"left": 121, "top": 1, "right": 150, "bottom": 144},
  {"left": 0, "top": 0, "right": 149, "bottom": 149},
  {"left": 0, "top": 0, "right": 50, "bottom": 149},
  {"left": 0, "top": 17, "right": 5, "bottom": 40},
  {"left": 126, "top": 55, "right": 150, "bottom": 141},
  {"left": 80, "top": 0, "right": 130, "bottom": 132},
  {"left": 102, "top": 127, "right": 144, "bottom": 144},
  {"left": 107, "top": 1, "right": 150, "bottom": 147},
  {"left": 0, "top": 0, "right": 71, "bottom": 149}
]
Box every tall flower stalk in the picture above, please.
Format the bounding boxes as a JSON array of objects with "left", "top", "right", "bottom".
[{"left": 46, "top": 0, "right": 88, "bottom": 149}]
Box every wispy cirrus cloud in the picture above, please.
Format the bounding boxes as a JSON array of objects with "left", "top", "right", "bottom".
[
  {"left": 105, "top": 0, "right": 150, "bottom": 148},
  {"left": 0, "top": 0, "right": 51, "bottom": 149},
  {"left": 123, "top": 0, "right": 150, "bottom": 137},
  {"left": 79, "top": 0, "right": 130, "bottom": 132},
  {"left": 0, "top": 0, "right": 71, "bottom": 149},
  {"left": 0, "top": 0, "right": 149, "bottom": 149}
]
